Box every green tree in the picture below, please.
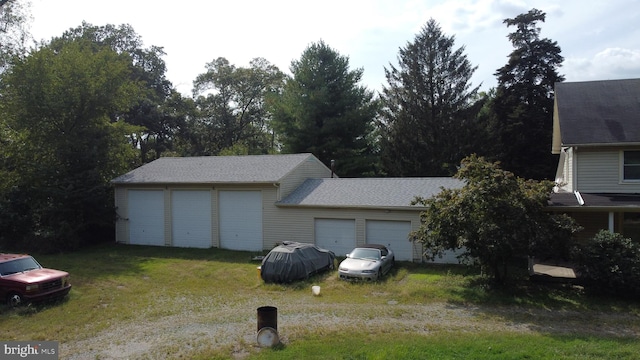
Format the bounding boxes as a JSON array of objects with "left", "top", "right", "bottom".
[
  {"left": 185, "top": 57, "right": 284, "bottom": 156},
  {"left": 411, "top": 154, "right": 579, "bottom": 284},
  {"left": 50, "top": 22, "right": 187, "bottom": 164},
  {"left": 492, "top": 9, "right": 564, "bottom": 180},
  {"left": 0, "top": 39, "right": 141, "bottom": 251},
  {"left": 0, "top": 0, "right": 31, "bottom": 73},
  {"left": 271, "top": 40, "right": 378, "bottom": 177},
  {"left": 379, "top": 19, "right": 483, "bottom": 177}
]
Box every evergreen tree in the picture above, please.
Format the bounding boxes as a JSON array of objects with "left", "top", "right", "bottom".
[
  {"left": 379, "top": 19, "right": 482, "bottom": 177},
  {"left": 270, "top": 40, "right": 378, "bottom": 177},
  {"left": 493, "top": 9, "right": 564, "bottom": 180}
]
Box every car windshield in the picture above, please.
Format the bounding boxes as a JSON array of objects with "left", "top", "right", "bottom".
[
  {"left": 0, "top": 257, "right": 42, "bottom": 276},
  {"left": 350, "top": 248, "right": 381, "bottom": 261}
]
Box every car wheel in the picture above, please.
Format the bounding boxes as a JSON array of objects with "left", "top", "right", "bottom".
[{"left": 7, "top": 293, "right": 24, "bottom": 307}]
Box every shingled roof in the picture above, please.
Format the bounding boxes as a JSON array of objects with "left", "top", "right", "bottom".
[
  {"left": 277, "top": 177, "right": 464, "bottom": 209},
  {"left": 111, "top": 153, "right": 324, "bottom": 184},
  {"left": 548, "top": 192, "right": 640, "bottom": 209},
  {"left": 554, "top": 78, "right": 640, "bottom": 147}
]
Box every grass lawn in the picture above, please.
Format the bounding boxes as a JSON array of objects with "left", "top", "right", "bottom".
[{"left": 1, "top": 243, "right": 638, "bottom": 359}]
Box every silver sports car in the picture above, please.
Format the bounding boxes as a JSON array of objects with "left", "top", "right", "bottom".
[{"left": 338, "top": 244, "right": 394, "bottom": 281}]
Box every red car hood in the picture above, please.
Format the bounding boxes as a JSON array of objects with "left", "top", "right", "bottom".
[{"left": 5, "top": 268, "right": 68, "bottom": 284}]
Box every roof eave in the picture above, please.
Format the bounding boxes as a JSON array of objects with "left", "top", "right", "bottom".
[
  {"left": 547, "top": 205, "right": 640, "bottom": 211},
  {"left": 112, "top": 180, "right": 279, "bottom": 186},
  {"left": 275, "top": 203, "right": 425, "bottom": 211},
  {"left": 561, "top": 142, "right": 640, "bottom": 148}
]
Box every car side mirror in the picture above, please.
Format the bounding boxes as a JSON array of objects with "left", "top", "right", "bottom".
[
  {"left": 345, "top": 254, "right": 351, "bottom": 258},
  {"left": 381, "top": 256, "right": 386, "bottom": 260}
]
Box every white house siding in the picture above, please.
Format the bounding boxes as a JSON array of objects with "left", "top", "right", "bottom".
[
  {"left": 566, "top": 148, "right": 575, "bottom": 191},
  {"left": 261, "top": 187, "right": 282, "bottom": 249},
  {"left": 556, "top": 147, "right": 575, "bottom": 192},
  {"left": 114, "top": 187, "right": 128, "bottom": 244},
  {"left": 575, "top": 148, "right": 640, "bottom": 193}
]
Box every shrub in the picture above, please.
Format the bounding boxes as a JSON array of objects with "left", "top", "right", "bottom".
[{"left": 573, "top": 230, "right": 640, "bottom": 298}]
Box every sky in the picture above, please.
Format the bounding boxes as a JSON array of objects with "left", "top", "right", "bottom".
[{"left": 28, "top": 0, "right": 640, "bottom": 96}]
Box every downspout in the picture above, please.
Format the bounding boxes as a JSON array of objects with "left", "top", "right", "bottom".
[{"left": 573, "top": 190, "right": 584, "bottom": 206}]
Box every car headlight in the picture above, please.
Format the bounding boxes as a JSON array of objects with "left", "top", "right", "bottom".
[
  {"left": 339, "top": 267, "right": 347, "bottom": 271},
  {"left": 26, "top": 284, "right": 39, "bottom": 291},
  {"left": 362, "top": 270, "right": 376, "bottom": 274}
]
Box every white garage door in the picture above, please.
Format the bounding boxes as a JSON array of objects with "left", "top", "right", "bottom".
[
  {"left": 315, "top": 219, "right": 356, "bottom": 256},
  {"left": 128, "top": 190, "right": 165, "bottom": 246},
  {"left": 171, "top": 190, "right": 212, "bottom": 248},
  {"left": 366, "top": 220, "right": 413, "bottom": 261},
  {"left": 219, "top": 191, "right": 262, "bottom": 251},
  {"left": 429, "top": 248, "right": 467, "bottom": 264}
]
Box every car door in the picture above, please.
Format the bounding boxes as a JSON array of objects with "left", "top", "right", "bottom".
[{"left": 380, "top": 247, "right": 392, "bottom": 274}]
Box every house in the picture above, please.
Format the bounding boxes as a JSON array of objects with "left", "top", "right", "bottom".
[
  {"left": 549, "top": 78, "right": 640, "bottom": 241},
  {"left": 111, "top": 153, "right": 464, "bottom": 262}
]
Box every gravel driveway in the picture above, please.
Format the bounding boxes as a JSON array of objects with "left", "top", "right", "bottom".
[{"left": 60, "top": 291, "right": 640, "bottom": 359}]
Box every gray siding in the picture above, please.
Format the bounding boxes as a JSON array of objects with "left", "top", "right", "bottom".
[{"left": 576, "top": 148, "right": 640, "bottom": 193}]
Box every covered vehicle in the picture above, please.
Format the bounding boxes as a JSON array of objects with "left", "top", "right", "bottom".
[
  {"left": 260, "top": 242, "right": 335, "bottom": 283},
  {"left": 339, "top": 244, "right": 394, "bottom": 281}
]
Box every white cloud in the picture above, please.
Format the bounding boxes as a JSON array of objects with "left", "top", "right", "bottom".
[
  {"left": 28, "top": 0, "right": 640, "bottom": 95},
  {"left": 564, "top": 48, "right": 640, "bottom": 82}
]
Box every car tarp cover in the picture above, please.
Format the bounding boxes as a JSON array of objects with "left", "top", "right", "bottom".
[{"left": 261, "top": 241, "right": 335, "bottom": 283}]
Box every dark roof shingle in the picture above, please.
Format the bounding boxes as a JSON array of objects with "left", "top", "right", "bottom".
[
  {"left": 548, "top": 192, "right": 640, "bottom": 208},
  {"left": 556, "top": 78, "right": 640, "bottom": 145}
]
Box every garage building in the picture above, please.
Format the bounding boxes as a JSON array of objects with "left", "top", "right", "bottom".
[{"left": 111, "top": 153, "right": 463, "bottom": 262}]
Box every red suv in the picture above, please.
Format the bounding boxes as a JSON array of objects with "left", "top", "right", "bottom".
[{"left": 0, "top": 253, "right": 71, "bottom": 307}]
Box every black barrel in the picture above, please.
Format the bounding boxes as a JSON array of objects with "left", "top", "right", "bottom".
[{"left": 257, "top": 306, "right": 277, "bottom": 331}]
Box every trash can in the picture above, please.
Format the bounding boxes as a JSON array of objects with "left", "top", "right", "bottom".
[{"left": 257, "top": 306, "right": 277, "bottom": 332}]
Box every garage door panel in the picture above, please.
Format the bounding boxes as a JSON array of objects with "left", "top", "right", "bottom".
[
  {"left": 219, "top": 191, "right": 262, "bottom": 251},
  {"left": 128, "top": 190, "right": 165, "bottom": 246},
  {"left": 315, "top": 219, "right": 355, "bottom": 256},
  {"left": 429, "top": 248, "right": 467, "bottom": 264},
  {"left": 366, "top": 220, "right": 412, "bottom": 261},
  {"left": 172, "top": 190, "right": 211, "bottom": 248}
]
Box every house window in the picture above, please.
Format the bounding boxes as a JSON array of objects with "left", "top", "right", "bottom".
[{"left": 623, "top": 151, "right": 640, "bottom": 180}]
